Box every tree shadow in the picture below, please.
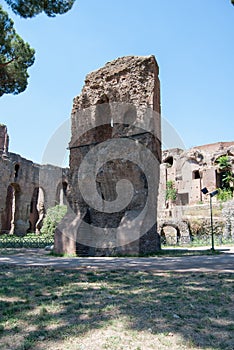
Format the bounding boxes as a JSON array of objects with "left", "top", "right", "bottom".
[{"left": 0, "top": 264, "right": 233, "bottom": 350}]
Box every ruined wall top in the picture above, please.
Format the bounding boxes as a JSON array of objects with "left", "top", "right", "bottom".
[
  {"left": 70, "top": 55, "right": 161, "bottom": 150},
  {"left": 162, "top": 141, "right": 234, "bottom": 167},
  {"left": 72, "top": 55, "right": 160, "bottom": 115},
  {"left": 194, "top": 141, "right": 234, "bottom": 153},
  {"left": 0, "top": 124, "right": 9, "bottom": 156},
  {"left": 65, "top": 55, "right": 162, "bottom": 255}
]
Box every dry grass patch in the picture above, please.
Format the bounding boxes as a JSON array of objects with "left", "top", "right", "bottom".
[{"left": 0, "top": 265, "right": 233, "bottom": 350}]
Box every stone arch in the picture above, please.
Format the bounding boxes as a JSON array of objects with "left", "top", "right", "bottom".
[
  {"left": 28, "top": 187, "right": 45, "bottom": 233},
  {"left": 2, "top": 183, "right": 21, "bottom": 234},
  {"left": 158, "top": 220, "right": 191, "bottom": 245},
  {"left": 160, "top": 223, "right": 180, "bottom": 245},
  {"left": 55, "top": 181, "right": 68, "bottom": 206}
]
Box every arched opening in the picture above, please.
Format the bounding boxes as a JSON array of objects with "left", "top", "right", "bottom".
[
  {"left": 2, "top": 185, "right": 14, "bottom": 233},
  {"left": 160, "top": 224, "right": 180, "bottom": 245},
  {"left": 28, "top": 188, "right": 39, "bottom": 233},
  {"left": 56, "top": 181, "right": 68, "bottom": 206},
  {"left": 14, "top": 164, "right": 20, "bottom": 180},
  {"left": 192, "top": 170, "right": 201, "bottom": 179},
  {"left": 28, "top": 187, "right": 45, "bottom": 233},
  {"left": 62, "top": 181, "right": 68, "bottom": 196},
  {"left": 164, "top": 156, "right": 174, "bottom": 167},
  {"left": 2, "top": 183, "right": 21, "bottom": 234}
]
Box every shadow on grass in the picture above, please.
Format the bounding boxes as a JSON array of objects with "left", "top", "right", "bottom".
[{"left": 0, "top": 264, "right": 233, "bottom": 350}]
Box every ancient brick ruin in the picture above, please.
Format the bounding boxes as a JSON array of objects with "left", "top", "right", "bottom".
[
  {"left": 0, "top": 124, "right": 9, "bottom": 157},
  {"left": 1, "top": 55, "right": 234, "bottom": 251},
  {"left": 0, "top": 125, "right": 68, "bottom": 235},
  {"left": 158, "top": 142, "right": 234, "bottom": 243},
  {"left": 54, "top": 55, "right": 162, "bottom": 256}
]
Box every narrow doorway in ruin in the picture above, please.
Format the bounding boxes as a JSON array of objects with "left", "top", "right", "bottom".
[
  {"left": 28, "top": 187, "right": 45, "bottom": 233},
  {"left": 56, "top": 181, "right": 68, "bottom": 206},
  {"left": 14, "top": 163, "right": 20, "bottom": 180},
  {"left": 2, "top": 184, "right": 20, "bottom": 234}
]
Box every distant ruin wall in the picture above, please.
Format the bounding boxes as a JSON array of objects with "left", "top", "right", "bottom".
[
  {"left": 0, "top": 125, "right": 68, "bottom": 235},
  {"left": 158, "top": 143, "right": 234, "bottom": 244}
]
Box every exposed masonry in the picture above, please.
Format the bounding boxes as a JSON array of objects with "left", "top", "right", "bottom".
[
  {"left": 158, "top": 142, "right": 234, "bottom": 243},
  {"left": 54, "top": 55, "right": 162, "bottom": 256},
  {"left": 0, "top": 125, "right": 68, "bottom": 235},
  {"left": 1, "top": 56, "right": 233, "bottom": 250}
]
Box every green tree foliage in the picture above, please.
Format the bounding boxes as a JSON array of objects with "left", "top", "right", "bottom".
[
  {"left": 41, "top": 205, "right": 67, "bottom": 236},
  {"left": 216, "top": 155, "right": 231, "bottom": 170},
  {"left": 217, "top": 188, "right": 233, "bottom": 202},
  {"left": 222, "top": 172, "right": 234, "bottom": 186},
  {"left": 216, "top": 155, "right": 234, "bottom": 200},
  {"left": 165, "top": 180, "right": 177, "bottom": 202},
  {"left": 216, "top": 155, "right": 234, "bottom": 186},
  {"left": 4, "top": 0, "right": 76, "bottom": 18},
  {"left": 0, "top": 1, "right": 76, "bottom": 96},
  {"left": 0, "top": 5, "right": 35, "bottom": 96}
]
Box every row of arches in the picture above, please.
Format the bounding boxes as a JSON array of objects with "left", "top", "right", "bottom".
[{"left": 1, "top": 181, "right": 68, "bottom": 235}]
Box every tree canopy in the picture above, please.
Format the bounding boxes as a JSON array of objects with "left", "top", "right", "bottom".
[
  {"left": 0, "top": 1, "right": 76, "bottom": 96},
  {"left": 4, "top": 0, "right": 76, "bottom": 18},
  {"left": 0, "top": 5, "right": 35, "bottom": 96}
]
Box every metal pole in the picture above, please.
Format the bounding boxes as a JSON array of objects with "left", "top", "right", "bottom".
[{"left": 209, "top": 194, "right": 215, "bottom": 251}]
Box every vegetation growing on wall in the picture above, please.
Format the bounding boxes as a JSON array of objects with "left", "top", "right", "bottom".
[
  {"left": 217, "top": 188, "right": 233, "bottom": 202},
  {"left": 165, "top": 180, "right": 177, "bottom": 202},
  {"left": 0, "top": 6, "right": 35, "bottom": 96},
  {"left": 216, "top": 155, "right": 234, "bottom": 202},
  {"left": 216, "top": 155, "right": 231, "bottom": 170}
]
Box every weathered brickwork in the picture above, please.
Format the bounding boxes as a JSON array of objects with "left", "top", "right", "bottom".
[
  {"left": 158, "top": 142, "right": 234, "bottom": 242},
  {"left": 54, "top": 55, "right": 162, "bottom": 256},
  {"left": 2, "top": 55, "right": 233, "bottom": 250},
  {"left": 0, "top": 125, "right": 68, "bottom": 235}
]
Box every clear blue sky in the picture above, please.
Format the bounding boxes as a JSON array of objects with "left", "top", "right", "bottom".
[{"left": 0, "top": 0, "right": 234, "bottom": 166}]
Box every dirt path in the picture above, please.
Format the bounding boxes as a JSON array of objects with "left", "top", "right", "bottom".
[{"left": 0, "top": 247, "right": 233, "bottom": 272}]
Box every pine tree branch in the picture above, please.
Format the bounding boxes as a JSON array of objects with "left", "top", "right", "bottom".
[{"left": 0, "top": 57, "right": 17, "bottom": 67}]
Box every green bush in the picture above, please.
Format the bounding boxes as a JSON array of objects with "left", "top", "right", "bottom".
[
  {"left": 216, "top": 155, "right": 231, "bottom": 170},
  {"left": 217, "top": 188, "right": 233, "bottom": 202},
  {"left": 165, "top": 180, "right": 177, "bottom": 201},
  {"left": 0, "top": 233, "right": 54, "bottom": 248},
  {"left": 41, "top": 205, "right": 67, "bottom": 236}
]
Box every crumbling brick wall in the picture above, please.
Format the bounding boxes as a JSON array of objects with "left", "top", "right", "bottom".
[
  {"left": 0, "top": 125, "right": 68, "bottom": 235},
  {"left": 55, "top": 55, "right": 162, "bottom": 256}
]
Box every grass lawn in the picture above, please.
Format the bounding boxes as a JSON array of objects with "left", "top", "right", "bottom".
[{"left": 0, "top": 265, "right": 233, "bottom": 350}]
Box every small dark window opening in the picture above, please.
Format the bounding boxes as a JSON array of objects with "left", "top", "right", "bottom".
[
  {"left": 14, "top": 164, "right": 20, "bottom": 179},
  {"left": 193, "top": 170, "right": 200, "bottom": 179},
  {"left": 62, "top": 182, "right": 68, "bottom": 196},
  {"left": 164, "top": 156, "right": 173, "bottom": 167}
]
